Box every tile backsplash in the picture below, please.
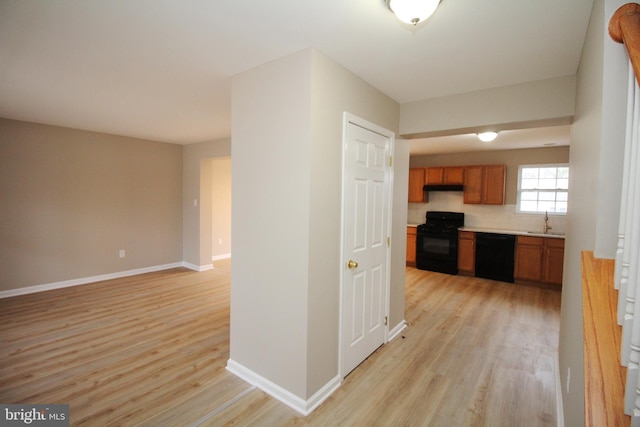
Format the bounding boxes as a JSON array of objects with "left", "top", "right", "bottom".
[{"left": 407, "top": 191, "right": 567, "bottom": 234}]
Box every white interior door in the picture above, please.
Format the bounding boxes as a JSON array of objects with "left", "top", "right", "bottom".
[{"left": 341, "top": 114, "right": 392, "bottom": 377}]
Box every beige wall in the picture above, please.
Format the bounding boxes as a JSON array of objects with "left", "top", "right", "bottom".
[
  {"left": 230, "top": 48, "right": 402, "bottom": 402},
  {"left": 560, "top": 0, "right": 599, "bottom": 424},
  {"left": 231, "top": 49, "right": 313, "bottom": 399},
  {"left": 558, "top": 0, "right": 628, "bottom": 425},
  {"left": 410, "top": 146, "right": 570, "bottom": 205},
  {"left": 0, "top": 118, "right": 183, "bottom": 292},
  {"left": 400, "top": 76, "right": 576, "bottom": 138},
  {"left": 308, "top": 50, "right": 404, "bottom": 396},
  {"left": 390, "top": 139, "right": 410, "bottom": 329}
]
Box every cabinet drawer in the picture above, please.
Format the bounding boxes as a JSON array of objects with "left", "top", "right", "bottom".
[
  {"left": 407, "top": 226, "right": 417, "bottom": 235},
  {"left": 546, "top": 238, "right": 565, "bottom": 248},
  {"left": 517, "top": 236, "right": 544, "bottom": 246}
]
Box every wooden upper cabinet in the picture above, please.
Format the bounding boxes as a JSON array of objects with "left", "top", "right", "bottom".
[
  {"left": 408, "top": 168, "right": 426, "bottom": 203},
  {"left": 425, "top": 167, "right": 444, "bottom": 184},
  {"left": 463, "top": 166, "right": 483, "bottom": 204},
  {"left": 463, "top": 165, "right": 505, "bottom": 205},
  {"left": 444, "top": 167, "right": 464, "bottom": 185},
  {"left": 425, "top": 166, "right": 464, "bottom": 185},
  {"left": 483, "top": 165, "right": 506, "bottom": 205},
  {"left": 413, "top": 164, "right": 503, "bottom": 204}
]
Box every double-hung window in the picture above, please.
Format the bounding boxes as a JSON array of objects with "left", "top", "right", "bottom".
[{"left": 517, "top": 164, "right": 569, "bottom": 214}]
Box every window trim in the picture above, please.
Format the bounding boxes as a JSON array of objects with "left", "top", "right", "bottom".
[{"left": 516, "top": 163, "right": 569, "bottom": 215}]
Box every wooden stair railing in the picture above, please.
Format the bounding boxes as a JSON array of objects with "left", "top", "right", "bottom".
[{"left": 610, "top": 3, "right": 640, "bottom": 85}]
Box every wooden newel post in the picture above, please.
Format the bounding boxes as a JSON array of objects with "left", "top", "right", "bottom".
[{"left": 610, "top": 3, "right": 640, "bottom": 86}]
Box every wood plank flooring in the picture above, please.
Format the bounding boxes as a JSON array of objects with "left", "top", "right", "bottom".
[{"left": 0, "top": 261, "right": 561, "bottom": 426}]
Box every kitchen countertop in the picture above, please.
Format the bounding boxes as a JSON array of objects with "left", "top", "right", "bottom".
[
  {"left": 459, "top": 226, "right": 565, "bottom": 239},
  {"left": 407, "top": 224, "right": 420, "bottom": 228}
]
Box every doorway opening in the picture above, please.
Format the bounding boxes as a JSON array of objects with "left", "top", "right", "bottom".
[{"left": 200, "top": 157, "right": 232, "bottom": 266}]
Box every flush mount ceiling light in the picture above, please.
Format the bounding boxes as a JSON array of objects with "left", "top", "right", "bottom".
[
  {"left": 386, "top": 0, "right": 442, "bottom": 25},
  {"left": 477, "top": 132, "right": 498, "bottom": 142}
]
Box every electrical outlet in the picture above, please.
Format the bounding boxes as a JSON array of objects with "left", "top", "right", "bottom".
[
  {"left": 119, "top": 250, "right": 125, "bottom": 258},
  {"left": 218, "top": 238, "right": 222, "bottom": 245},
  {"left": 566, "top": 367, "right": 570, "bottom": 394}
]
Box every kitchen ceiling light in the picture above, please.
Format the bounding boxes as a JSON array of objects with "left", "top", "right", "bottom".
[
  {"left": 477, "top": 132, "right": 498, "bottom": 142},
  {"left": 387, "top": 0, "right": 441, "bottom": 25}
]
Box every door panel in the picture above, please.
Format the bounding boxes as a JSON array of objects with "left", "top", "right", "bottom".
[{"left": 342, "top": 116, "right": 392, "bottom": 377}]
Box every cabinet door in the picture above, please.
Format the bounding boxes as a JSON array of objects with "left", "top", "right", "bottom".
[
  {"left": 544, "top": 239, "right": 565, "bottom": 286},
  {"left": 444, "top": 166, "right": 464, "bottom": 185},
  {"left": 463, "top": 166, "right": 483, "bottom": 204},
  {"left": 457, "top": 232, "right": 475, "bottom": 274},
  {"left": 425, "top": 167, "right": 444, "bottom": 185},
  {"left": 483, "top": 165, "right": 506, "bottom": 205},
  {"left": 408, "top": 168, "right": 426, "bottom": 203},
  {"left": 514, "top": 237, "right": 544, "bottom": 282},
  {"left": 406, "top": 227, "right": 417, "bottom": 264}
]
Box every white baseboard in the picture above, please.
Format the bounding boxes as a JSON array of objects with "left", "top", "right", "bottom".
[
  {"left": 555, "top": 354, "right": 564, "bottom": 427},
  {"left": 183, "top": 262, "right": 213, "bottom": 272},
  {"left": 212, "top": 253, "right": 231, "bottom": 261},
  {"left": 388, "top": 320, "right": 407, "bottom": 342},
  {"left": 226, "top": 359, "right": 341, "bottom": 416},
  {"left": 1, "top": 261, "right": 209, "bottom": 298}
]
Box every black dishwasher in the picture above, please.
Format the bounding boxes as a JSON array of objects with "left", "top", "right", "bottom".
[{"left": 475, "top": 233, "right": 515, "bottom": 283}]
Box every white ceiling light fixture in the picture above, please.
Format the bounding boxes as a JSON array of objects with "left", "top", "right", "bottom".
[
  {"left": 477, "top": 132, "right": 498, "bottom": 142},
  {"left": 387, "top": 0, "right": 442, "bottom": 25}
]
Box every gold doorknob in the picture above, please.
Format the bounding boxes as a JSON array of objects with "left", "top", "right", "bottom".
[{"left": 347, "top": 260, "right": 358, "bottom": 269}]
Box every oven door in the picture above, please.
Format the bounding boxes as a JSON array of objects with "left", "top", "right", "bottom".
[{"left": 415, "top": 231, "right": 459, "bottom": 274}]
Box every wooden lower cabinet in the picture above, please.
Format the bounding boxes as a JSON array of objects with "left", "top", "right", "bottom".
[
  {"left": 544, "top": 238, "right": 565, "bottom": 286},
  {"left": 407, "top": 226, "right": 417, "bottom": 266},
  {"left": 514, "top": 236, "right": 545, "bottom": 282},
  {"left": 515, "top": 236, "right": 564, "bottom": 287},
  {"left": 457, "top": 231, "right": 475, "bottom": 275}
]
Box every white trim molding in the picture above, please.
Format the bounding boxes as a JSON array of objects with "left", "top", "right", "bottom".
[
  {"left": 0, "top": 261, "right": 210, "bottom": 298},
  {"left": 387, "top": 320, "right": 407, "bottom": 342},
  {"left": 555, "top": 354, "right": 564, "bottom": 427},
  {"left": 183, "top": 262, "right": 213, "bottom": 272},
  {"left": 226, "top": 359, "right": 341, "bottom": 416},
  {"left": 212, "top": 253, "right": 231, "bottom": 261}
]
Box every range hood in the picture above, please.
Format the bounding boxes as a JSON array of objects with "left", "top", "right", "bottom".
[{"left": 423, "top": 184, "right": 464, "bottom": 192}]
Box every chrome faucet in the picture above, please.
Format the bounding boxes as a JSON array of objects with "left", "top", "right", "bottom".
[{"left": 543, "top": 211, "right": 552, "bottom": 234}]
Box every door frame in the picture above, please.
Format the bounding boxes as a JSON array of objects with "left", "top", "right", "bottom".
[{"left": 338, "top": 112, "right": 395, "bottom": 378}]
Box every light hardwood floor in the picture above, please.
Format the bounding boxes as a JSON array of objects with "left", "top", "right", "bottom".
[{"left": 1, "top": 261, "right": 561, "bottom": 426}]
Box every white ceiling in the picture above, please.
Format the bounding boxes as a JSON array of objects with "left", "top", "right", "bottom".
[{"left": 0, "top": 0, "right": 592, "bottom": 153}]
